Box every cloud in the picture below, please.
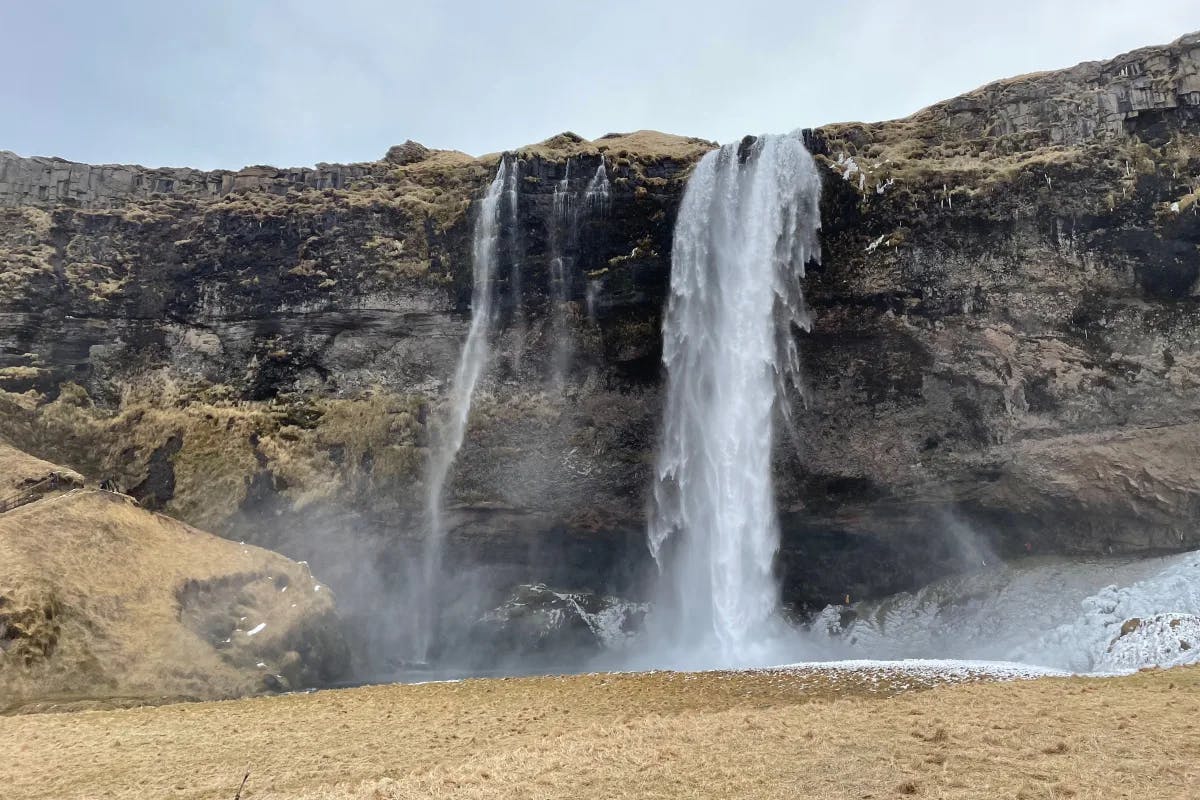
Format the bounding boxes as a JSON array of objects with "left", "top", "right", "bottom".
[{"left": 2, "top": 0, "right": 1197, "bottom": 168}]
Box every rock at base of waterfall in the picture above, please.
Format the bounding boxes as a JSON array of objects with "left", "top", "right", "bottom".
[{"left": 466, "top": 584, "right": 646, "bottom": 665}]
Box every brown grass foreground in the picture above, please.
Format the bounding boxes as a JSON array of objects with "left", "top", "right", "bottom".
[{"left": 2, "top": 665, "right": 1198, "bottom": 800}]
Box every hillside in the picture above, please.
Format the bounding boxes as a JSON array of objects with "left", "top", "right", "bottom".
[{"left": 0, "top": 447, "right": 349, "bottom": 711}]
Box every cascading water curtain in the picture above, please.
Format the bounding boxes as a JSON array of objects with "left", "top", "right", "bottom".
[{"left": 647, "top": 134, "right": 821, "bottom": 668}]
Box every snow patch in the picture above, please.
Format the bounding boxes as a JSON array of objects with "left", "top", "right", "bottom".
[
  {"left": 1015, "top": 552, "right": 1200, "bottom": 672},
  {"left": 771, "top": 658, "right": 1066, "bottom": 682},
  {"left": 813, "top": 550, "right": 1200, "bottom": 674},
  {"left": 1102, "top": 614, "right": 1200, "bottom": 671},
  {"left": 835, "top": 153, "right": 860, "bottom": 182}
]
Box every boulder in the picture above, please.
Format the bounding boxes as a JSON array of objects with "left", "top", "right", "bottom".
[
  {"left": 383, "top": 140, "right": 431, "bottom": 165},
  {"left": 460, "top": 583, "right": 646, "bottom": 668}
]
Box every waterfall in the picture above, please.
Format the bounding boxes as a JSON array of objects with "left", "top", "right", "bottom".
[
  {"left": 506, "top": 160, "right": 527, "bottom": 371},
  {"left": 548, "top": 159, "right": 576, "bottom": 388},
  {"left": 646, "top": 134, "right": 821, "bottom": 667},
  {"left": 585, "top": 279, "right": 602, "bottom": 323},
  {"left": 584, "top": 161, "right": 610, "bottom": 214},
  {"left": 417, "top": 157, "right": 512, "bottom": 662},
  {"left": 553, "top": 160, "right": 572, "bottom": 218},
  {"left": 547, "top": 156, "right": 608, "bottom": 388},
  {"left": 579, "top": 161, "right": 608, "bottom": 329}
]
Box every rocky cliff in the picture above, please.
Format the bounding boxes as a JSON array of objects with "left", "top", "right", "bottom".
[{"left": 1, "top": 34, "right": 1198, "bottom": 667}]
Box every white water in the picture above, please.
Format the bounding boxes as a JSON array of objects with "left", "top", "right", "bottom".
[
  {"left": 584, "top": 279, "right": 602, "bottom": 322},
  {"left": 811, "top": 550, "right": 1200, "bottom": 673},
  {"left": 553, "top": 160, "right": 572, "bottom": 218},
  {"left": 417, "top": 159, "right": 511, "bottom": 662},
  {"left": 645, "top": 134, "right": 821, "bottom": 668},
  {"left": 584, "top": 161, "right": 610, "bottom": 214},
  {"left": 548, "top": 160, "right": 577, "bottom": 388},
  {"left": 505, "top": 159, "right": 527, "bottom": 371},
  {"left": 548, "top": 156, "right": 609, "bottom": 388}
]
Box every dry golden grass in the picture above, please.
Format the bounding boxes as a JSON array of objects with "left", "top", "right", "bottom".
[
  {"left": 506, "top": 129, "right": 717, "bottom": 164},
  {"left": 595, "top": 129, "right": 718, "bottom": 160},
  {"left": 1, "top": 665, "right": 1196, "bottom": 799},
  {"left": 0, "top": 490, "right": 339, "bottom": 710},
  {"left": 0, "top": 439, "right": 82, "bottom": 495}
]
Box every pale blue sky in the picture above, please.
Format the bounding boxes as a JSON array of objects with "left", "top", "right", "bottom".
[{"left": 2, "top": 1, "right": 1197, "bottom": 169}]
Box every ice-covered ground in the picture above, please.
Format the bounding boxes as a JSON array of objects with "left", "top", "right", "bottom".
[
  {"left": 807, "top": 549, "right": 1200, "bottom": 675},
  {"left": 378, "top": 550, "right": 1200, "bottom": 686},
  {"left": 749, "top": 658, "right": 1071, "bottom": 691},
  {"left": 771, "top": 659, "right": 1067, "bottom": 680}
]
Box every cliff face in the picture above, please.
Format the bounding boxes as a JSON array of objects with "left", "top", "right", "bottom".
[
  {"left": 792, "top": 31, "right": 1200, "bottom": 596},
  {"left": 1, "top": 35, "right": 1199, "bottom": 650}
]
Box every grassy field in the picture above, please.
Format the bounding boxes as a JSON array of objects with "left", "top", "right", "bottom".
[{"left": 2, "top": 664, "right": 1198, "bottom": 799}]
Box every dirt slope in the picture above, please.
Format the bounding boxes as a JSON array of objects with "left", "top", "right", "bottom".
[
  {"left": 0, "top": 438, "right": 82, "bottom": 497},
  {"left": 0, "top": 488, "right": 348, "bottom": 711}
]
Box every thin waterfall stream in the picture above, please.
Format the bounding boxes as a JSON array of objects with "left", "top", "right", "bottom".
[
  {"left": 548, "top": 156, "right": 609, "bottom": 388},
  {"left": 548, "top": 160, "right": 576, "bottom": 389},
  {"left": 417, "top": 157, "right": 513, "bottom": 663}
]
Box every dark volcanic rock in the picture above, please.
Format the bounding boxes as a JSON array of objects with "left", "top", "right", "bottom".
[
  {"left": 383, "top": 140, "right": 431, "bottom": 166},
  {"left": 457, "top": 583, "right": 646, "bottom": 670},
  {"left": 2, "top": 35, "right": 1200, "bottom": 655}
]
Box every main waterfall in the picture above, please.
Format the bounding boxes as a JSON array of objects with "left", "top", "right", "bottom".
[{"left": 646, "top": 134, "right": 821, "bottom": 667}]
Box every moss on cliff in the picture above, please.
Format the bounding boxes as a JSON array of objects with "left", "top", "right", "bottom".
[{"left": 0, "top": 381, "right": 432, "bottom": 535}]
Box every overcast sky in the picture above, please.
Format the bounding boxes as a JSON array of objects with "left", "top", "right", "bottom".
[{"left": 3, "top": 1, "right": 1197, "bottom": 169}]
